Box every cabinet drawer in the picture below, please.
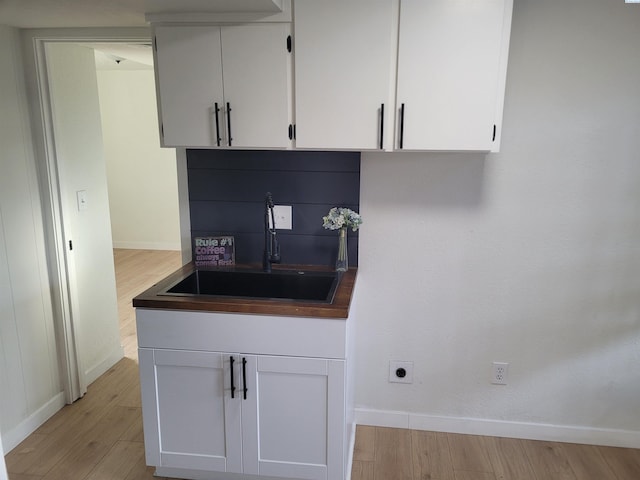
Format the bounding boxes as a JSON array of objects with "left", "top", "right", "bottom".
[{"left": 136, "top": 308, "right": 348, "bottom": 359}]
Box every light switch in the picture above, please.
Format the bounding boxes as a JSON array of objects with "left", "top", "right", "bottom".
[
  {"left": 269, "top": 205, "right": 292, "bottom": 230},
  {"left": 76, "top": 190, "right": 88, "bottom": 211}
]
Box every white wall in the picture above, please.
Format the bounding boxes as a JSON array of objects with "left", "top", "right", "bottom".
[
  {"left": 354, "top": 0, "right": 640, "bottom": 447},
  {"left": 97, "top": 68, "right": 181, "bottom": 251},
  {"left": 0, "top": 26, "right": 64, "bottom": 452},
  {"left": 46, "top": 43, "right": 123, "bottom": 385}
]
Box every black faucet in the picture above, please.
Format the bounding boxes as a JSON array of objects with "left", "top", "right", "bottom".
[{"left": 263, "top": 192, "right": 281, "bottom": 272}]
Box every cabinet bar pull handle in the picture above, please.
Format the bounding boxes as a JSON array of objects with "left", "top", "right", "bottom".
[
  {"left": 492, "top": 124, "right": 497, "bottom": 142},
  {"left": 226, "top": 102, "right": 233, "bottom": 147},
  {"left": 230, "top": 356, "right": 236, "bottom": 399},
  {"left": 399, "top": 103, "right": 405, "bottom": 149},
  {"left": 214, "top": 103, "right": 221, "bottom": 147},
  {"left": 379, "top": 103, "right": 385, "bottom": 150},
  {"left": 242, "top": 357, "right": 248, "bottom": 400}
]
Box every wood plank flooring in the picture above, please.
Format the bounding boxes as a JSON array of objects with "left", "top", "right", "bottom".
[
  {"left": 5, "top": 249, "right": 182, "bottom": 480},
  {"left": 6, "top": 249, "right": 640, "bottom": 479},
  {"left": 353, "top": 425, "right": 640, "bottom": 480},
  {"left": 112, "top": 248, "right": 183, "bottom": 359}
]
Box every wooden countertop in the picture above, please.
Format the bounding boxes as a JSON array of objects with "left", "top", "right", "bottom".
[{"left": 132, "top": 262, "right": 357, "bottom": 319}]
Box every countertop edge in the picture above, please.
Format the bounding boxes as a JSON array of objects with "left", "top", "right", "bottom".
[{"left": 132, "top": 263, "right": 357, "bottom": 319}]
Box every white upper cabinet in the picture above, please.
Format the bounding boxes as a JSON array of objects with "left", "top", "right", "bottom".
[
  {"left": 154, "top": 24, "right": 292, "bottom": 148},
  {"left": 396, "top": 0, "right": 513, "bottom": 151},
  {"left": 293, "top": 1, "right": 395, "bottom": 150},
  {"left": 151, "top": 0, "right": 512, "bottom": 152},
  {"left": 221, "top": 25, "right": 293, "bottom": 148},
  {"left": 154, "top": 26, "right": 224, "bottom": 147}
]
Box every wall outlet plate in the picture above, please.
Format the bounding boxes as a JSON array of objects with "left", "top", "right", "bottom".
[
  {"left": 269, "top": 205, "right": 292, "bottom": 230},
  {"left": 76, "top": 190, "right": 88, "bottom": 211},
  {"left": 389, "top": 361, "right": 414, "bottom": 384},
  {"left": 492, "top": 362, "right": 509, "bottom": 385}
]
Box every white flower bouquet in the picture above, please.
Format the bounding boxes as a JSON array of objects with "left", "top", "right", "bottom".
[{"left": 322, "top": 207, "right": 362, "bottom": 232}]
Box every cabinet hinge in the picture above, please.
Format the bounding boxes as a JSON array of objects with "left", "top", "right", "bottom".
[
  {"left": 69, "top": 240, "right": 73, "bottom": 251},
  {"left": 492, "top": 124, "right": 497, "bottom": 142},
  {"left": 286, "top": 35, "right": 292, "bottom": 53}
]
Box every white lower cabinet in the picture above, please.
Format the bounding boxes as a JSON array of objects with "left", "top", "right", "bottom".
[
  {"left": 138, "top": 350, "right": 242, "bottom": 473},
  {"left": 139, "top": 347, "right": 347, "bottom": 480},
  {"left": 245, "top": 355, "right": 346, "bottom": 480}
]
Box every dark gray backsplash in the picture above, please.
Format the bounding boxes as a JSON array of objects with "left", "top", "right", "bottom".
[{"left": 187, "top": 150, "right": 361, "bottom": 267}]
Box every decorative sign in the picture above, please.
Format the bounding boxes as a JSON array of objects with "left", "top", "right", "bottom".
[{"left": 194, "top": 236, "right": 235, "bottom": 267}]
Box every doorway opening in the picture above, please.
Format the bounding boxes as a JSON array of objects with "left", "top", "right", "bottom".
[
  {"left": 36, "top": 36, "right": 185, "bottom": 403},
  {"left": 88, "top": 43, "right": 183, "bottom": 360}
]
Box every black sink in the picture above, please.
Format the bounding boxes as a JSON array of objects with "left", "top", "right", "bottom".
[{"left": 161, "top": 269, "right": 340, "bottom": 303}]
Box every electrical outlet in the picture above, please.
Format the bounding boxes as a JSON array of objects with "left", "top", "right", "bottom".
[
  {"left": 269, "top": 205, "right": 292, "bottom": 230},
  {"left": 492, "top": 362, "right": 509, "bottom": 385},
  {"left": 389, "top": 361, "right": 413, "bottom": 384}
]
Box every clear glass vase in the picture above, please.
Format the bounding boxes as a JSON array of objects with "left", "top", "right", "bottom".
[{"left": 336, "top": 227, "right": 348, "bottom": 272}]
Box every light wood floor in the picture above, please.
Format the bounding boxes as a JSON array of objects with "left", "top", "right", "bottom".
[
  {"left": 352, "top": 425, "right": 640, "bottom": 480},
  {"left": 5, "top": 249, "right": 640, "bottom": 480},
  {"left": 5, "top": 249, "right": 182, "bottom": 480},
  {"left": 112, "top": 248, "right": 183, "bottom": 359}
]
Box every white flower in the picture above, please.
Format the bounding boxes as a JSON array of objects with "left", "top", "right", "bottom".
[{"left": 322, "top": 207, "right": 362, "bottom": 232}]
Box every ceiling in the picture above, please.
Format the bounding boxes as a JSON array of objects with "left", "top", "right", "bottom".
[
  {"left": 0, "top": 0, "right": 283, "bottom": 69},
  {"left": 0, "top": 0, "right": 283, "bottom": 28},
  {"left": 0, "top": 0, "right": 147, "bottom": 28},
  {"left": 88, "top": 43, "right": 154, "bottom": 70}
]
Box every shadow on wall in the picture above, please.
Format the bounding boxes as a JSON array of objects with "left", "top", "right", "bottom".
[{"left": 361, "top": 152, "right": 486, "bottom": 209}]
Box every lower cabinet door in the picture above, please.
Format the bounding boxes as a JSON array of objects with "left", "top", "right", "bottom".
[
  {"left": 241, "top": 355, "right": 346, "bottom": 480},
  {"left": 139, "top": 349, "right": 242, "bottom": 473}
]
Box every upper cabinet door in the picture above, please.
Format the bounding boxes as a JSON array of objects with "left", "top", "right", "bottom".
[
  {"left": 154, "top": 24, "right": 292, "bottom": 149},
  {"left": 154, "top": 26, "right": 224, "bottom": 147},
  {"left": 294, "top": 1, "right": 395, "bottom": 150},
  {"left": 221, "top": 24, "right": 292, "bottom": 149},
  {"left": 396, "top": 0, "right": 512, "bottom": 151}
]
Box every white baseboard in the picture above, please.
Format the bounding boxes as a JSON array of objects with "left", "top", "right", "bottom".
[
  {"left": 84, "top": 345, "right": 125, "bottom": 386},
  {"left": 112, "top": 241, "right": 181, "bottom": 251},
  {"left": 355, "top": 408, "right": 640, "bottom": 449},
  {"left": 1, "top": 392, "right": 66, "bottom": 452}
]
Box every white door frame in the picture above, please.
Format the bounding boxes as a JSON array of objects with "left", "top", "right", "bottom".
[
  {"left": 23, "top": 28, "right": 152, "bottom": 403},
  {"left": 0, "top": 436, "right": 7, "bottom": 480}
]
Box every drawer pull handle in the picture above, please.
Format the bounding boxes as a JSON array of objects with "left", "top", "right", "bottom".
[
  {"left": 242, "top": 357, "right": 248, "bottom": 400},
  {"left": 379, "top": 103, "right": 385, "bottom": 150},
  {"left": 399, "top": 103, "right": 405, "bottom": 149},
  {"left": 230, "top": 355, "right": 236, "bottom": 399},
  {"left": 226, "top": 102, "right": 233, "bottom": 147},
  {"left": 214, "top": 102, "right": 221, "bottom": 147}
]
